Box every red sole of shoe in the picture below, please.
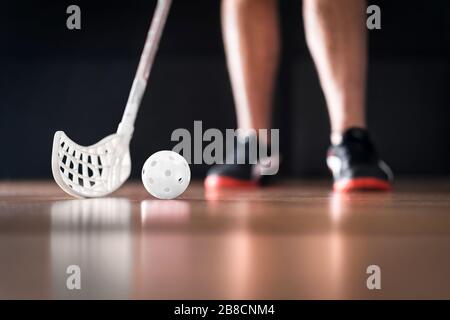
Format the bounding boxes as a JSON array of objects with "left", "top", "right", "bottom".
[
  {"left": 204, "top": 176, "right": 259, "bottom": 189},
  {"left": 334, "top": 178, "right": 392, "bottom": 192}
]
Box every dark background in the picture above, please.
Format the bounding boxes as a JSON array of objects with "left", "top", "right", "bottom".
[{"left": 1, "top": 0, "right": 449, "bottom": 179}]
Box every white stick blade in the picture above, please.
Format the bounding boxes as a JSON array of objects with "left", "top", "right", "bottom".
[{"left": 51, "top": 131, "right": 131, "bottom": 198}]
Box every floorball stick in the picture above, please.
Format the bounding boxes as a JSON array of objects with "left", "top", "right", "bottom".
[{"left": 52, "top": 0, "right": 172, "bottom": 198}]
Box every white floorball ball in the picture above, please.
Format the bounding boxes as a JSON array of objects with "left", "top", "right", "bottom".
[{"left": 141, "top": 150, "right": 191, "bottom": 200}]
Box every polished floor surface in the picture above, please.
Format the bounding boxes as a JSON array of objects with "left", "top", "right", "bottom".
[{"left": 0, "top": 179, "right": 450, "bottom": 299}]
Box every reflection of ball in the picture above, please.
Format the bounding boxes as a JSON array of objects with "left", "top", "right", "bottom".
[{"left": 141, "top": 150, "right": 191, "bottom": 199}]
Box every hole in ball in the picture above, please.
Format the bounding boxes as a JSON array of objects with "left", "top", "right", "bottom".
[
  {"left": 165, "top": 170, "right": 171, "bottom": 177},
  {"left": 151, "top": 161, "right": 157, "bottom": 167},
  {"left": 148, "top": 177, "right": 154, "bottom": 184},
  {"left": 178, "top": 177, "right": 183, "bottom": 183},
  {"left": 164, "top": 187, "right": 170, "bottom": 192}
]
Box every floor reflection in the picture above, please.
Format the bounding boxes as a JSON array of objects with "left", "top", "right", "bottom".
[
  {"left": 135, "top": 199, "right": 252, "bottom": 299},
  {"left": 1, "top": 180, "right": 450, "bottom": 299},
  {"left": 140, "top": 200, "right": 191, "bottom": 225},
  {"left": 329, "top": 192, "right": 347, "bottom": 226},
  {"left": 327, "top": 193, "right": 346, "bottom": 297},
  {"left": 50, "top": 198, "right": 132, "bottom": 299},
  {"left": 325, "top": 192, "right": 394, "bottom": 298}
]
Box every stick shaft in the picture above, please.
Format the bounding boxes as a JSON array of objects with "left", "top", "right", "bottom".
[{"left": 118, "top": 0, "right": 172, "bottom": 136}]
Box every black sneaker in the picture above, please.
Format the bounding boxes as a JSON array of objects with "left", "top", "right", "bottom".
[
  {"left": 327, "top": 127, "right": 393, "bottom": 192},
  {"left": 204, "top": 135, "right": 278, "bottom": 189}
]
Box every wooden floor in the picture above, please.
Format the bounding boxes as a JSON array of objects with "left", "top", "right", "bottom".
[{"left": 0, "top": 179, "right": 450, "bottom": 299}]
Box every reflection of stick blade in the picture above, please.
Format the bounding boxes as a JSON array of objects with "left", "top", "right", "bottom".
[
  {"left": 51, "top": 198, "right": 132, "bottom": 229},
  {"left": 50, "top": 198, "right": 132, "bottom": 299}
]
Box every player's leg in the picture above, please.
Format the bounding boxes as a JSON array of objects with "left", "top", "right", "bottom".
[
  {"left": 303, "top": 0, "right": 393, "bottom": 191},
  {"left": 205, "top": 0, "right": 280, "bottom": 189},
  {"left": 222, "top": 0, "right": 279, "bottom": 133}
]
